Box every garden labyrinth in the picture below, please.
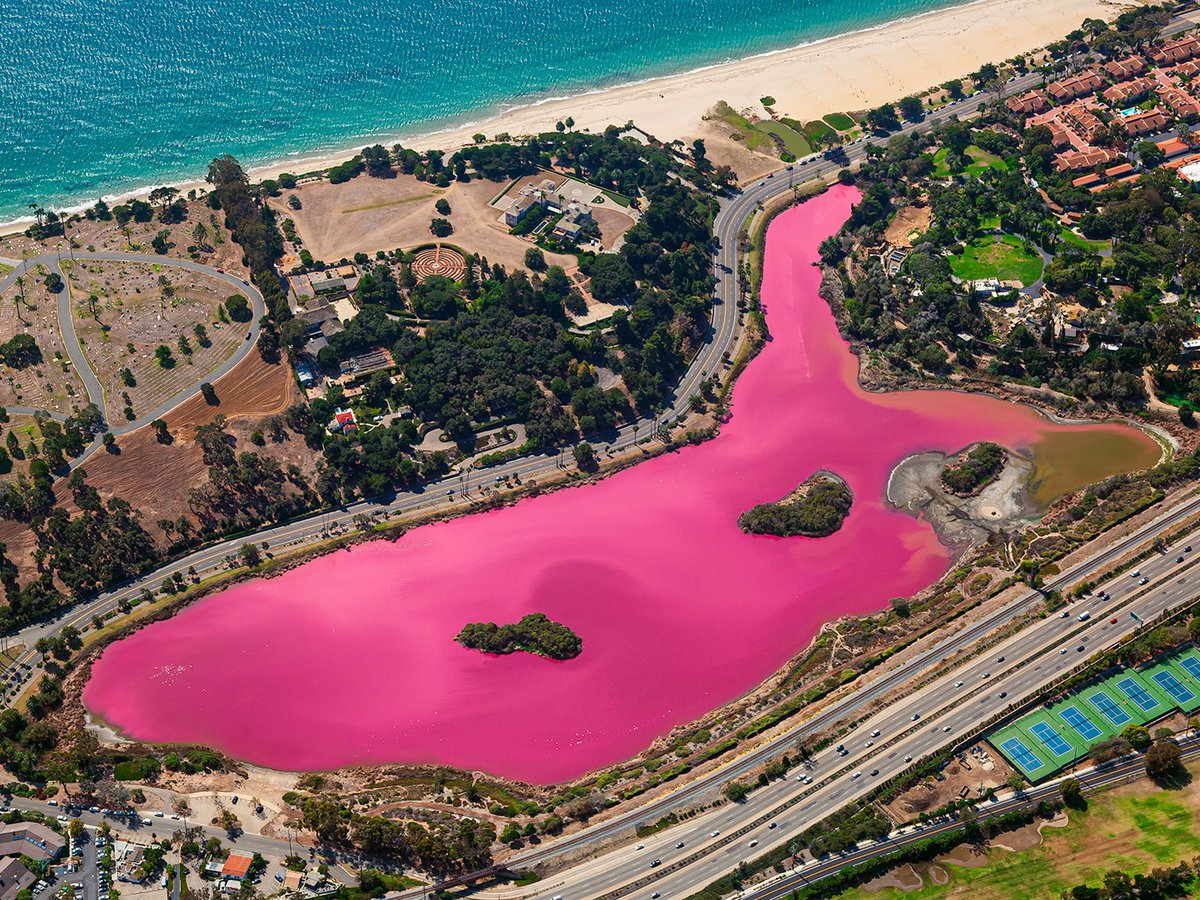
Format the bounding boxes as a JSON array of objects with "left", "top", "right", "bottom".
[{"left": 412, "top": 245, "right": 466, "bottom": 282}]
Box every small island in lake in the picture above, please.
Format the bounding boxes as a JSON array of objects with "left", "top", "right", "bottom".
[
  {"left": 455, "top": 613, "right": 583, "bottom": 660},
  {"left": 940, "top": 442, "right": 1006, "bottom": 496},
  {"left": 738, "top": 471, "right": 853, "bottom": 537}
]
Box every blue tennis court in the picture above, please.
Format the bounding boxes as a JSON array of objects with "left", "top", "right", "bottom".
[
  {"left": 1179, "top": 656, "right": 1200, "bottom": 680},
  {"left": 1000, "top": 737, "right": 1044, "bottom": 772},
  {"left": 1059, "top": 706, "right": 1102, "bottom": 740},
  {"left": 1088, "top": 691, "right": 1131, "bottom": 726},
  {"left": 1152, "top": 670, "right": 1195, "bottom": 704},
  {"left": 1117, "top": 677, "right": 1160, "bottom": 711},
  {"left": 1030, "top": 722, "right": 1073, "bottom": 756}
]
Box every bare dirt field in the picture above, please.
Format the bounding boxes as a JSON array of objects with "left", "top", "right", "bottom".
[
  {"left": 884, "top": 204, "right": 934, "bottom": 248},
  {"left": 65, "top": 260, "right": 245, "bottom": 422},
  {"left": 0, "top": 269, "right": 87, "bottom": 414},
  {"left": 269, "top": 173, "right": 575, "bottom": 270},
  {"left": 0, "top": 201, "right": 247, "bottom": 274},
  {"left": 0, "top": 352, "right": 307, "bottom": 582},
  {"left": 881, "top": 744, "right": 1014, "bottom": 822}
]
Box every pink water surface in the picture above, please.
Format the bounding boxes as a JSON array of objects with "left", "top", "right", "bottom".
[{"left": 84, "top": 186, "right": 1155, "bottom": 783}]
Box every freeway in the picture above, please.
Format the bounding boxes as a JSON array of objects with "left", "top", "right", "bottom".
[
  {"left": 514, "top": 520, "right": 1200, "bottom": 900},
  {"left": 8, "top": 10, "right": 1200, "bottom": 895},
  {"left": 746, "top": 733, "right": 1200, "bottom": 900}
]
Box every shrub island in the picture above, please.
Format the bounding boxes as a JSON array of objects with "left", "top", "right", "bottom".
[
  {"left": 738, "top": 471, "right": 853, "bottom": 538},
  {"left": 455, "top": 612, "right": 583, "bottom": 660},
  {"left": 940, "top": 441, "right": 1006, "bottom": 496}
]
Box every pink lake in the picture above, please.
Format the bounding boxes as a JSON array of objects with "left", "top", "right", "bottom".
[{"left": 84, "top": 186, "right": 1159, "bottom": 783}]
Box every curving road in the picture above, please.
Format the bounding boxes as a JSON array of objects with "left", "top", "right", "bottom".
[
  {"left": 6, "top": 11, "right": 1200, "bottom": 893},
  {"left": 0, "top": 251, "right": 265, "bottom": 464}
]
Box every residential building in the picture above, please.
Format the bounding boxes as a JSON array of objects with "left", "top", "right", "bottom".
[
  {"left": 1005, "top": 89, "right": 1051, "bottom": 115},
  {"left": 1151, "top": 34, "right": 1200, "bottom": 66},
  {"left": 1102, "top": 76, "right": 1154, "bottom": 105},
  {"left": 1054, "top": 146, "right": 1119, "bottom": 171},
  {"left": 329, "top": 409, "right": 358, "bottom": 435},
  {"left": 0, "top": 858, "right": 33, "bottom": 900},
  {"left": 1161, "top": 86, "right": 1200, "bottom": 119},
  {"left": 0, "top": 823, "right": 65, "bottom": 862},
  {"left": 1103, "top": 56, "right": 1147, "bottom": 80},
  {"left": 1121, "top": 108, "right": 1169, "bottom": 136},
  {"left": 1046, "top": 71, "right": 1105, "bottom": 102},
  {"left": 1166, "top": 59, "right": 1200, "bottom": 79},
  {"left": 503, "top": 178, "right": 561, "bottom": 226},
  {"left": 220, "top": 855, "right": 254, "bottom": 881},
  {"left": 1061, "top": 103, "right": 1106, "bottom": 142}
]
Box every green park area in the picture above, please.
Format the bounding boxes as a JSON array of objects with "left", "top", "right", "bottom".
[
  {"left": 949, "top": 234, "right": 1043, "bottom": 285},
  {"left": 1058, "top": 226, "right": 1111, "bottom": 253},
  {"left": 712, "top": 102, "right": 817, "bottom": 159},
  {"left": 837, "top": 763, "right": 1200, "bottom": 900},
  {"left": 990, "top": 647, "right": 1200, "bottom": 780},
  {"left": 933, "top": 144, "right": 1008, "bottom": 178},
  {"left": 824, "top": 112, "right": 857, "bottom": 131}
]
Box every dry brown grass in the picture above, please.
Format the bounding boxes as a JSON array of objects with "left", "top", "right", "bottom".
[
  {"left": 884, "top": 204, "right": 934, "bottom": 248},
  {"left": 0, "top": 269, "right": 87, "bottom": 414},
  {"left": 269, "top": 173, "right": 576, "bottom": 270},
  {"left": 66, "top": 260, "right": 245, "bottom": 422}
]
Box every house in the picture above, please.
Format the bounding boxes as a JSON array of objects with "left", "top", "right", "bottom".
[
  {"left": 1182, "top": 338, "right": 1200, "bottom": 355},
  {"left": 1175, "top": 158, "right": 1200, "bottom": 183},
  {"left": 220, "top": 854, "right": 254, "bottom": 881},
  {"left": 1054, "top": 146, "right": 1119, "bottom": 171},
  {"left": 1072, "top": 172, "right": 1102, "bottom": 189},
  {"left": 1166, "top": 59, "right": 1200, "bottom": 79},
  {"left": 1105, "top": 162, "right": 1136, "bottom": 180},
  {"left": 273, "top": 868, "right": 305, "bottom": 892},
  {"left": 551, "top": 200, "right": 594, "bottom": 241},
  {"left": 308, "top": 265, "right": 359, "bottom": 296},
  {"left": 1161, "top": 86, "right": 1200, "bottom": 119},
  {"left": 329, "top": 409, "right": 358, "bottom": 435},
  {"left": 1046, "top": 71, "right": 1105, "bottom": 102},
  {"left": 1121, "top": 108, "right": 1169, "bottom": 136},
  {"left": 1155, "top": 135, "right": 1193, "bottom": 160},
  {"left": 1061, "top": 103, "right": 1106, "bottom": 142},
  {"left": 1103, "top": 56, "right": 1147, "bottom": 80},
  {"left": 116, "top": 846, "right": 146, "bottom": 884},
  {"left": 1151, "top": 35, "right": 1200, "bottom": 66},
  {"left": 503, "top": 178, "right": 561, "bottom": 226},
  {"left": 0, "top": 858, "right": 33, "bottom": 900},
  {"left": 1005, "top": 89, "right": 1051, "bottom": 115},
  {"left": 339, "top": 348, "right": 392, "bottom": 377},
  {"left": 972, "top": 278, "right": 1002, "bottom": 296},
  {"left": 1102, "top": 77, "right": 1153, "bottom": 105},
  {"left": 0, "top": 823, "right": 65, "bottom": 862}
]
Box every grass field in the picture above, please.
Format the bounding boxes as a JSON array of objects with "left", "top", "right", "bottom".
[
  {"left": 1058, "top": 226, "right": 1111, "bottom": 253},
  {"left": 803, "top": 120, "right": 838, "bottom": 145},
  {"left": 759, "top": 121, "right": 812, "bottom": 157},
  {"left": 824, "top": 112, "right": 856, "bottom": 131},
  {"left": 933, "top": 145, "right": 1009, "bottom": 178},
  {"left": 837, "top": 764, "right": 1200, "bottom": 900},
  {"left": 712, "top": 102, "right": 811, "bottom": 158},
  {"left": 949, "top": 235, "right": 1043, "bottom": 285}
]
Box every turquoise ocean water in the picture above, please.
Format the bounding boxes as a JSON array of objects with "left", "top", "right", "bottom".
[{"left": 2, "top": 0, "right": 965, "bottom": 223}]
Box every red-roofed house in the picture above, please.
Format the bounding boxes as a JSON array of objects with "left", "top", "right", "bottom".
[
  {"left": 221, "top": 855, "right": 254, "bottom": 881},
  {"left": 1105, "top": 162, "right": 1136, "bottom": 179},
  {"left": 1167, "top": 59, "right": 1200, "bottom": 79},
  {"left": 1161, "top": 86, "right": 1200, "bottom": 119},
  {"left": 1151, "top": 35, "right": 1200, "bottom": 66},
  {"left": 1103, "top": 77, "right": 1154, "bottom": 105},
  {"left": 1156, "top": 135, "right": 1191, "bottom": 158},
  {"left": 1104, "top": 56, "right": 1147, "bottom": 80},
  {"left": 1005, "top": 89, "right": 1051, "bottom": 115},
  {"left": 1055, "top": 146, "right": 1120, "bottom": 171},
  {"left": 1061, "top": 103, "right": 1106, "bottom": 141},
  {"left": 1122, "top": 108, "right": 1170, "bottom": 136},
  {"left": 1046, "top": 71, "right": 1106, "bottom": 102},
  {"left": 1073, "top": 172, "right": 1102, "bottom": 188},
  {"left": 331, "top": 409, "right": 358, "bottom": 435}
]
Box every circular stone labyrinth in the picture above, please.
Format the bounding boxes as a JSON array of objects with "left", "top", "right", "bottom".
[{"left": 412, "top": 245, "right": 466, "bottom": 282}]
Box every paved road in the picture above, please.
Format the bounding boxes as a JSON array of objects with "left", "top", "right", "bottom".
[
  {"left": 0, "top": 251, "right": 266, "bottom": 465},
  {"left": 7, "top": 12, "right": 1200, "bottom": 893}
]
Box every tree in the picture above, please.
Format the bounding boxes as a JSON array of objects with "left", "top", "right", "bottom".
[
  {"left": 1121, "top": 723, "right": 1152, "bottom": 752},
  {"left": 573, "top": 442, "right": 597, "bottom": 471},
  {"left": 524, "top": 247, "right": 547, "bottom": 272},
  {"left": 866, "top": 104, "right": 901, "bottom": 133},
  {"left": 200, "top": 383, "right": 218, "bottom": 405},
  {"left": 239, "top": 543, "right": 262, "bottom": 568},
  {"left": 152, "top": 419, "right": 171, "bottom": 444},
  {"left": 1144, "top": 739, "right": 1182, "bottom": 780},
  {"left": 587, "top": 253, "right": 636, "bottom": 301},
  {"left": 434, "top": 198, "right": 451, "bottom": 215},
  {"left": 1059, "top": 777, "right": 1084, "bottom": 809},
  {"left": 691, "top": 139, "right": 710, "bottom": 172},
  {"left": 724, "top": 781, "right": 750, "bottom": 802},
  {"left": 898, "top": 96, "right": 925, "bottom": 121},
  {"left": 430, "top": 217, "right": 453, "bottom": 237},
  {"left": 154, "top": 345, "right": 175, "bottom": 368},
  {"left": 224, "top": 294, "right": 251, "bottom": 322}
]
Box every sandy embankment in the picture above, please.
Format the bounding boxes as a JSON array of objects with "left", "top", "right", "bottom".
[{"left": 0, "top": 0, "right": 1124, "bottom": 234}]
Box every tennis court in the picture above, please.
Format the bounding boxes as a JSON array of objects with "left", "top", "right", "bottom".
[
  {"left": 1151, "top": 670, "right": 1195, "bottom": 704},
  {"left": 991, "top": 647, "right": 1200, "bottom": 780},
  {"left": 1000, "top": 737, "right": 1044, "bottom": 773},
  {"left": 1029, "top": 722, "right": 1073, "bottom": 756},
  {"left": 1087, "top": 690, "right": 1131, "bottom": 727},
  {"left": 1179, "top": 655, "right": 1200, "bottom": 680},
  {"left": 1059, "top": 706, "right": 1103, "bottom": 741},
  {"left": 1117, "top": 677, "right": 1160, "bottom": 712}
]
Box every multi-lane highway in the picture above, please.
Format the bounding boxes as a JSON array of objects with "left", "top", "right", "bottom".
[{"left": 9, "top": 11, "right": 1200, "bottom": 897}]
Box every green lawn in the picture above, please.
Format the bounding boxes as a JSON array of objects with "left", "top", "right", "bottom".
[
  {"left": 824, "top": 112, "right": 856, "bottom": 131},
  {"left": 758, "top": 120, "right": 812, "bottom": 157},
  {"left": 803, "top": 120, "right": 838, "bottom": 144},
  {"left": 836, "top": 765, "right": 1200, "bottom": 900},
  {"left": 711, "top": 101, "right": 775, "bottom": 153},
  {"left": 1058, "top": 226, "right": 1111, "bottom": 252},
  {"left": 949, "top": 235, "right": 1043, "bottom": 285},
  {"left": 933, "top": 145, "right": 1010, "bottom": 178}
]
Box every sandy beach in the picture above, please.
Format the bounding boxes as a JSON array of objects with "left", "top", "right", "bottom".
[{"left": 1, "top": 0, "right": 1131, "bottom": 232}]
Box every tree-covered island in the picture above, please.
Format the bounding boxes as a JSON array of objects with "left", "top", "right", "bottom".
[
  {"left": 738, "top": 472, "right": 853, "bottom": 537},
  {"left": 455, "top": 612, "right": 583, "bottom": 659}
]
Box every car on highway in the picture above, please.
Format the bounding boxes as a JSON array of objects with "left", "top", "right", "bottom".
[
  {"left": 769, "top": 822, "right": 777, "bottom": 829},
  {"left": 904, "top": 755, "right": 912, "bottom": 762},
  {"left": 865, "top": 739, "right": 874, "bottom": 747},
  {"left": 651, "top": 894, "right": 661, "bottom": 899},
  {"left": 996, "top": 655, "right": 1005, "bottom": 662},
  {"left": 711, "top": 830, "right": 720, "bottom": 837},
  {"left": 912, "top": 712, "right": 920, "bottom": 720},
  {"left": 1187, "top": 545, "right": 1193, "bottom": 553},
  {"left": 1078, "top": 645, "right": 1086, "bottom": 652},
  {"left": 852, "top": 771, "right": 862, "bottom": 779},
  {"left": 1110, "top": 617, "right": 1118, "bottom": 624},
  {"left": 981, "top": 672, "right": 990, "bottom": 678},
  {"left": 871, "top": 729, "right": 881, "bottom": 737},
  {"left": 870, "top": 768, "right": 879, "bottom": 776},
  {"left": 1078, "top": 611, "right": 1091, "bottom": 622},
  {"left": 636, "top": 843, "right": 644, "bottom": 850},
  {"left": 1130, "top": 570, "right": 1140, "bottom": 578},
  {"left": 1178, "top": 556, "right": 1185, "bottom": 563},
  {"left": 675, "top": 841, "right": 685, "bottom": 848},
  {"left": 1060, "top": 647, "right": 1068, "bottom": 654},
  {"left": 748, "top": 840, "right": 759, "bottom": 847},
  {"left": 999, "top": 691, "right": 1008, "bottom": 698},
  {"left": 650, "top": 859, "right": 661, "bottom": 868},
  {"left": 1140, "top": 577, "right": 1149, "bottom": 585},
  {"left": 1060, "top": 610, "right": 1070, "bottom": 618},
  {"left": 954, "top": 680, "right": 963, "bottom": 687}
]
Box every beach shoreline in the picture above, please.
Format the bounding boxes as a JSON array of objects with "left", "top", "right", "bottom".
[{"left": 0, "top": 0, "right": 1129, "bottom": 235}]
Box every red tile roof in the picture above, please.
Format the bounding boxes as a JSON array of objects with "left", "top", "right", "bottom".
[{"left": 221, "top": 856, "right": 253, "bottom": 880}]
